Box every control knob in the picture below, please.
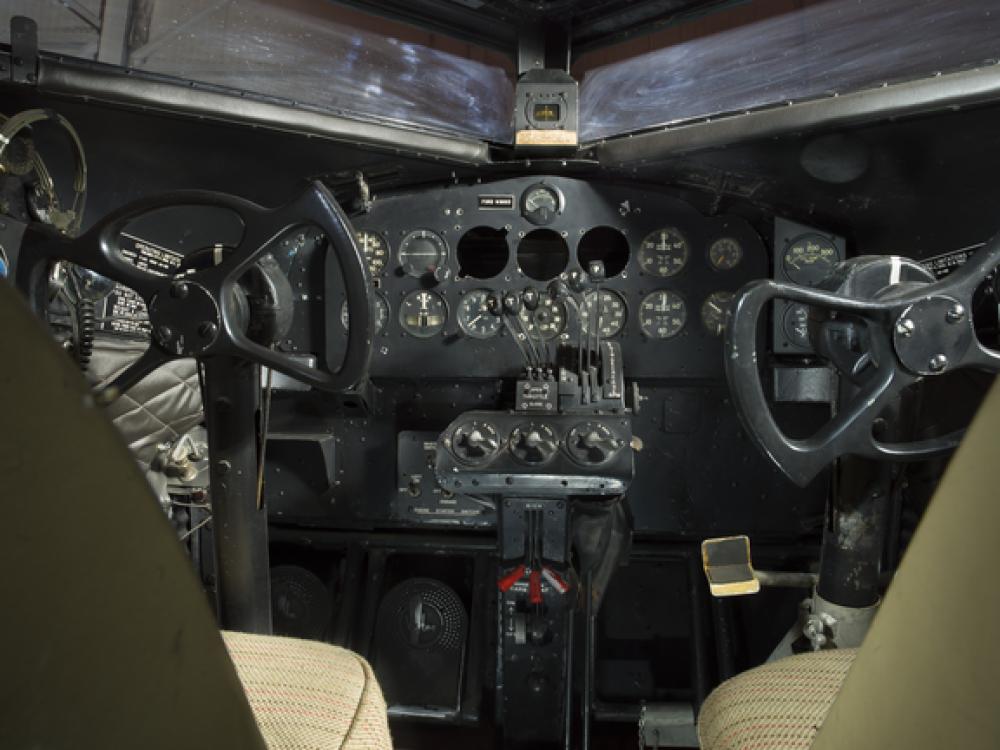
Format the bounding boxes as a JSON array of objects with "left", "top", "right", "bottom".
[
  {"left": 450, "top": 420, "right": 501, "bottom": 466},
  {"left": 566, "top": 422, "right": 623, "bottom": 465},
  {"left": 509, "top": 423, "right": 558, "bottom": 465}
]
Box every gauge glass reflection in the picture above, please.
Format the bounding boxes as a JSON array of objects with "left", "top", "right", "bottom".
[
  {"left": 399, "top": 290, "right": 447, "bottom": 338},
  {"left": 639, "top": 290, "right": 687, "bottom": 339},
  {"left": 580, "top": 290, "right": 627, "bottom": 337},
  {"left": 638, "top": 228, "right": 689, "bottom": 277},
  {"left": 457, "top": 289, "right": 502, "bottom": 339},
  {"left": 700, "top": 291, "right": 734, "bottom": 336}
]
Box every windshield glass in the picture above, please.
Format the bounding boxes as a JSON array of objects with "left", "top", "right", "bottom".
[
  {"left": 0, "top": 0, "right": 515, "bottom": 143},
  {"left": 578, "top": 0, "right": 1000, "bottom": 141},
  {"left": 6, "top": 0, "right": 1000, "bottom": 146}
]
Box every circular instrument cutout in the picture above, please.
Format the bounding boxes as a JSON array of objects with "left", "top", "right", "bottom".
[
  {"left": 517, "top": 229, "right": 569, "bottom": 281},
  {"left": 578, "top": 226, "right": 630, "bottom": 278},
  {"left": 457, "top": 226, "right": 509, "bottom": 279}
]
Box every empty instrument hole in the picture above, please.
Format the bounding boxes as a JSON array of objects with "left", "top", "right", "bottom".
[
  {"left": 517, "top": 229, "right": 568, "bottom": 281},
  {"left": 578, "top": 225, "right": 630, "bottom": 278},
  {"left": 457, "top": 226, "right": 509, "bottom": 279}
]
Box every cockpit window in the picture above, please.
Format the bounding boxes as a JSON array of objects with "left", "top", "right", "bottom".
[
  {"left": 577, "top": 0, "right": 1000, "bottom": 141},
  {"left": 0, "top": 0, "right": 515, "bottom": 143}
]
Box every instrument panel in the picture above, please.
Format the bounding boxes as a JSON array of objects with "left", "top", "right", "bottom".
[{"left": 329, "top": 176, "right": 767, "bottom": 379}]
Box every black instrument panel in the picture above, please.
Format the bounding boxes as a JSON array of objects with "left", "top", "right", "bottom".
[{"left": 341, "top": 176, "right": 767, "bottom": 379}]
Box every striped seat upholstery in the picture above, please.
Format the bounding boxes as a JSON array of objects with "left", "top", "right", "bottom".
[
  {"left": 698, "top": 649, "right": 857, "bottom": 750},
  {"left": 222, "top": 632, "right": 393, "bottom": 750}
]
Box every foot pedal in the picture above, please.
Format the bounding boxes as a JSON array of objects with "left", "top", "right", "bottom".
[{"left": 701, "top": 535, "right": 760, "bottom": 597}]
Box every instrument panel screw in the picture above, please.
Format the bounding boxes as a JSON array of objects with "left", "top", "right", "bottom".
[
  {"left": 946, "top": 303, "right": 966, "bottom": 323},
  {"left": 928, "top": 354, "right": 949, "bottom": 372},
  {"left": 895, "top": 318, "right": 915, "bottom": 337},
  {"left": 156, "top": 325, "right": 173, "bottom": 342},
  {"left": 198, "top": 322, "right": 218, "bottom": 339},
  {"left": 170, "top": 281, "right": 189, "bottom": 299}
]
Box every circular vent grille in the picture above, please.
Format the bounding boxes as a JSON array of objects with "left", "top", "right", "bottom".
[{"left": 378, "top": 578, "right": 467, "bottom": 652}]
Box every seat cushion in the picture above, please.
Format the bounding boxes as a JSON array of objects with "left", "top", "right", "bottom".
[
  {"left": 698, "top": 649, "right": 857, "bottom": 750},
  {"left": 222, "top": 631, "right": 392, "bottom": 750}
]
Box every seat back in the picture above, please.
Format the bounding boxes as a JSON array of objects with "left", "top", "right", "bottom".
[
  {"left": 812, "top": 378, "right": 1000, "bottom": 749},
  {"left": 0, "top": 281, "right": 265, "bottom": 749}
]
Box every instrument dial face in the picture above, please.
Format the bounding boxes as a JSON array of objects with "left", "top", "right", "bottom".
[
  {"left": 782, "top": 234, "right": 838, "bottom": 285},
  {"left": 581, "top": 290, "right": 627, "bottom": 338},
  {"left": 399, "top": 290, "right": 447, "bottom": 338},
  {"left": 638, "top": 228, "right": 689, "bottom": 277},
  {"left": 340, "top": 292, "right": 389, "bottom": 335},
  {"left": 521, "top": 184, "right": 562, "bottom": 226},
  {"left": 509, "top": 422, "right": 558, "bottom": 465},
  {"left": 356, "top": 230, "right": 389, "bottom": 277},
  {"left": 708, "top": 237, "right": 743, "bottom": 271},
  {"left": 457, "top": 289, "right": 502, "bottom": 339},
  {"left": 639, "top": 290, "right": 687, "bottom": 339},
  {"left": 398, "top": 229, "right": 448, "bottom": 278},
  {"left": 701, "top": 291, "right": 734, "bottom": 336},
  {"left": 518, "top": 297, "right": 567, "bottom": 341}
]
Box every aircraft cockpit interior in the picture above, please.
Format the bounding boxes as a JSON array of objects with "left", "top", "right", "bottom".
[{"left": 2, "top": 1, "right": 1000, "bottom": 748}]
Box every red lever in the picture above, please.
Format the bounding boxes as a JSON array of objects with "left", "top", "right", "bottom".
[
  {"left": 529, "top": 569, "right": 543, "bottom": 604},
  {"left": 497, "top": 564, "right": 526, "bottom": 593}
]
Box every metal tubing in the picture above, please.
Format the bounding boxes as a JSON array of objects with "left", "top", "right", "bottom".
[{"left": 204, "top": 357, "right": 272, "bottom": 634}]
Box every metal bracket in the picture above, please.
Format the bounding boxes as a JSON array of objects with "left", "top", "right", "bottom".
[{"left": 10, "top": 16, "right": 39, "bottom": 85}]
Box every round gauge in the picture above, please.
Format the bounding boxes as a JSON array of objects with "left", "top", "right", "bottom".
[
  {"left": 708, "top": 237, "right": 743, "bottom": 271},
  {"left": 341, "top": 292, "right": 389, "bottom": 335},
  {"left": 450, "top": 419, "right": 501, "bottom": 466},
  {"left": 399, "top": 290, "right": 448, "bottom": 338},
  {"left": 521, "top": 184, "right": 562, "bottom": 226},
  {"left": 355, "top": 230, "right": 389, "bottom": 277},
  {"left": 782, "top": 303, "right": 811, "bottom": 349},
  {"left": 398, "top": 229, "right": 448, "bottom": 278},
  {"left": 639, "top": 290, "right": 687, "bottom": 339},
  {"left": 518, "top": 296, "right": 567, "bottom": 341},
  {"left": 457, "top": 289, "right": 502, "bottom": 339},
  {"left": 509, "top": 422, "right": 559, "bottom": 465},
  {"left": 782, "top": 234, "right": 838, "bottom": 286},
  {"left": 565, "top": 422, "right": 623, "bottom": 466},
  {"left": 701, "top": 291, "right": 734, "bottom": 336},
  {"left": 581, "top": 290, "right": 627, "bottom": 338},
  {"left": 638, "top": 228, "right": 689, "bottom": 277}
]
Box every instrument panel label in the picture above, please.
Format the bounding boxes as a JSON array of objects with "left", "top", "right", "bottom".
[{"left": 478, "top": 194, "right": 515, "bottom": 210}]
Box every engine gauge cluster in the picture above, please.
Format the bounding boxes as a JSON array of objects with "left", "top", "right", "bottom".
[{"left": 346, "top": 175, "right": 768, "bottom": 379}]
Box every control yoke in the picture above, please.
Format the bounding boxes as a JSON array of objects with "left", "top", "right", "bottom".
[
  {"left": 725, "top": 240, "right": 1000, "bottom": 486},
  {"left": 15, "top": 182, "right": 373, "bottom": 399}
]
